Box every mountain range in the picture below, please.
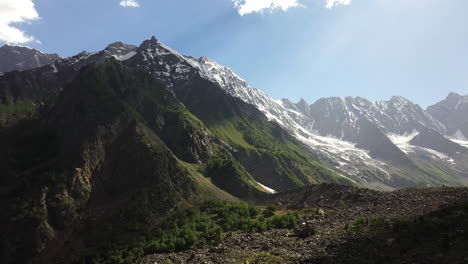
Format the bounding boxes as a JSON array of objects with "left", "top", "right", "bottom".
[{"left": 0, "top": 37, "right": 467, "bottom": 263}]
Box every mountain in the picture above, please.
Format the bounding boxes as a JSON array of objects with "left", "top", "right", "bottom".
[
  {"left": 427, "top": 92, "right": 468, "bottom": 141},
  {"left": 2, "top": 38, "right": 467, "bottom": 191},
  {"left": 0, "top": 38, "right": 347, "bottom": 264},
  {"left": 138, "top": 44, "right": 466, "bottom": 190},
  {"left": 1, "top": 36, "right": 468, "bottom": 263},
  {"left": 300, "top": 96, "right": 445, "bottom": 137},
  {"left": 189, "top": 58, "right": 466, "bottom": 189},
  {"left": 0, "top": 45, "right": 60, "bottom": 73},
  {"left": 276, "top": 95, "right": 468, "bottom": 189}
]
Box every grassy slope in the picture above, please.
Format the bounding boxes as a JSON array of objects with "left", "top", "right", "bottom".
[
  {"left": 209, "top": 117, "right": 352, "bottom": 189},
  {"left": 174, "top": 77, "right": 353, "bottom": 192}
]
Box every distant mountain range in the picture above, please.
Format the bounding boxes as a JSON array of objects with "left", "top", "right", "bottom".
[
  {"left": 0, "top": 38, "right": 467, "bottom": 263},
  {"left": 279, "top": 94, "right": 468, "bottom": 189}
]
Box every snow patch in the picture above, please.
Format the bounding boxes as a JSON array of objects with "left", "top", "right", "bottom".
[
  {"left": 446, "top": 130, "right": 468, "bottom": 148},
  {"left": 256, "top": 181, "right": 276, "bottom": 194},
  {"left": 114, "top": 51, "right": 137, "bottom": 61},
  {"left": 410, "top": 146, "right": 456, "bottom": 165},
  {"left": 50, "top": 63, "right": 58, "bottom": 73},
  {"left": 451, "top": 130, "right": 467, "bottom": 141},
  {"left": 387, "top": 130, "right": 419, "bottom": 154}
]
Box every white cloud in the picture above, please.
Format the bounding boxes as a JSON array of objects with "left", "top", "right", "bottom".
[
  {"left": 326, "top": 0, "right": 352, "bottom": 9},
  {"left": 232, "top": 0, "right": 302, "bottom": 16},
  {"left": 0, "top": 0, "right": 39, "bottom": 44},
  {"left": 120, "top": 0, "right": 140, "bottom": 8}
]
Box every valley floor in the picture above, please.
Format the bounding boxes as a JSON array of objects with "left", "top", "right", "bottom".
[{"left": 136, "top": 185, "right": 468, "bottom": 264}]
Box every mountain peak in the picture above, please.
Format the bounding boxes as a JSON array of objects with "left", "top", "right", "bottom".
[
  {"left": 150, "top": 36, "right": 160, "bottom": 44},
  {"left": 106, "top": 41, "right": 129, "bottom": 49},
  {"left": 447, "top": 92, "right": 462, "bottom": 100},
  {"left": 1, "top": 44, "right": 33, "bottom": 50},
  {"left": 0, "top": 45, "right": 61, "bottom": 72},
  {"left": 295, "top": 98, "right": 310, "bottom": 114},
  {"left": 103, "top": 42, "right": 137, "bottom": 61},
  {"left": 139, "top": 36, "right": 162, "bottom": 50},
  {"left": 198, "top": 56, "right": 212, "bottom": 63},
  {"left": 297, "top": 98, "right": 309, "bottom": 105},
  {"left": 389, "top": 95, "right": 411, "bottom": 103}
]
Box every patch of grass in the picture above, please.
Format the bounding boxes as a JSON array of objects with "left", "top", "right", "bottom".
[
  {"left": 208, "top": 117, "right": 353, "bottom": 189},
  {"left": 0, "top": 99, "right": 37, "bottom": 126},
  {"left": 346, "top": 216, "right": 392, "bottom": 234},
  {"left": 204, "top": 154, "right": 267, "bottom": 198},
  {"left": 240, "top": 251, "right": 285, "bottom": 264}
]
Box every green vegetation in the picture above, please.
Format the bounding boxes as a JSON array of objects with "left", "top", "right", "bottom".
[
  {"left": 335, "top": 203, "right": 468, "bottom": 264},
  {"left": 86, "top": 200, "right": 298, "bottom": 264},
  {"left": 345, "top": 216, "right": 392, "bottom": 234},
  {"left": 27, "top": 205, "right": 48, "bottom": 222},
  {"left": 239, "top": 251, "right": 285, "bottom": 264},
  {"left": 146, "top": 200, "right": 297, "bottom": 254},
  {"left": 204, "top": 154, "right": 266, "bottom": 198},
  {"left": 0, "top": 99, "right": 37, "bottom": 127},
  {"left": 296, "top": 223, "right": 316, "bottom": 238},
  {"left": 210, "top": 117, "right": 351, "bottom": 189}
]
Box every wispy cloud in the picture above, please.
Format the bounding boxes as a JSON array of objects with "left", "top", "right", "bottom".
[
  {"left": 0, "top": 0, "right": 39, "bottom": 44},
  {"left": 232, "top": 0, "right": 302, "bottom": 16},
  {"left": 326, "top": 0, "right": 352, "bottom": 9},
  {"left": 120, "top": 0, "right": 140, "bottom": 8}
]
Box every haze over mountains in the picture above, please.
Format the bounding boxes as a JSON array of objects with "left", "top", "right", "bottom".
[{"left": 0, "top": 37, "right": 468, "bottom": 263}]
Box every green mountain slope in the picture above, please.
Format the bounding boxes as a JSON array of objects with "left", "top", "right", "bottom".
[{"left": 173, "top": 76, "right": 352, "bottom": 192}]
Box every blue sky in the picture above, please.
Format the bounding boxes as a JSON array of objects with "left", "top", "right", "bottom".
[{"left": 1, "top": 0, "right": 468, "bottom": 107}]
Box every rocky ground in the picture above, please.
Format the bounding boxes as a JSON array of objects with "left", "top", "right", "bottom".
[{"left": 136, "top": 184, "right": 468, "bottom": 264}]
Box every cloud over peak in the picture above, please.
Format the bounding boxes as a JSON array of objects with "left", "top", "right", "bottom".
[
  {"left": 120, "top": 0, "right": 140, "bottom": 8},
  {"left": 232, "top": 0, "right": 302, "bottom": 16},
  {"left": 0, "top": 0, "right": 39, "bottom": 44},
  {"left": 232, "top": 0, "right": 352, "bottom": 15},
  {"left": 326, "top": 0, "right": 352, "bottom": 9}
]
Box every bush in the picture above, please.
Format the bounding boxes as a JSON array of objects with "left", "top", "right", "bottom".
[
  {"left": 347, "top": 217, "right": 391, "bottom": 234},
  {"left": 87, "top": 199, "right": 300, "bottom": 264},
  {"left": 263, "top": 204, "right": 278, "bottom": 217},
  {"left": 296, "top": 223, "right": 316, "bottom": 238}
]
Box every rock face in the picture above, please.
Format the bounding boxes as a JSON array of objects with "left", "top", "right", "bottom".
[
  {"left": 427, "top": 92, "right": 468, "bottom": 139},
  {"left": 409, "top": 127, "right": 468, "bottom": 156},
  {"left": 0, "top": 45, "right": 60, "bottom": 73}
]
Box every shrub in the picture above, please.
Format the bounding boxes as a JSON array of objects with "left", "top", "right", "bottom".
[
  {"left": 296, "top": 223, "right": 316, "bottom": 238},
  {"left": 87, "top": 199, "right": 301, "bottom": 264}
]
